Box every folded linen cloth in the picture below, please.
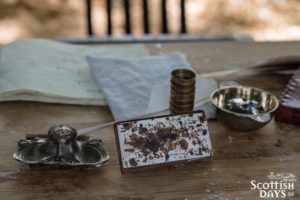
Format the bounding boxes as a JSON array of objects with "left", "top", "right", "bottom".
[{"left": 86, "top": 53, "right": 217, "bottom": 120}]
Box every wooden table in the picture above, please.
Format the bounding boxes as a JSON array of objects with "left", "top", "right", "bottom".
[{"left": 0, "top": 41, "right": 299, "bottom": 200}]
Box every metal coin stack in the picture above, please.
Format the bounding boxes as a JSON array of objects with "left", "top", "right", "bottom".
[{"left": 170, "top": 69, "right": 196, "bottom": 113}]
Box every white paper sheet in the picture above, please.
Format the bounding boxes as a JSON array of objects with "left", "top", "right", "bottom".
[{"left": 0, "top": 39, "right": 148, "bottom": 105}]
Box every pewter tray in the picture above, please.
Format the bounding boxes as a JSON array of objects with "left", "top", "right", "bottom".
[{"left": 13, "top": 125, "right": 109, "bottom": 167}]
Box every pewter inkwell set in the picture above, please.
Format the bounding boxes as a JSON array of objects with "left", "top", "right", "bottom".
[{"left": 13, "top": 68, "right": 279, "bottom": 171}]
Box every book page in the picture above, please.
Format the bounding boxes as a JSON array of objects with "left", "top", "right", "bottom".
[{"left": 0, "top": 39, "right": 148, "bottom": 105}]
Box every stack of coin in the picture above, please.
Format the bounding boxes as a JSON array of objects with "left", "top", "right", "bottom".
[{"left": 170, "top": 69, "right": 196, "bottom": 113}]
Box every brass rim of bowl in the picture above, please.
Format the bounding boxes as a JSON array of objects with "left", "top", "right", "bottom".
[{"left": 209, "top": 86, "right": 279, "bottom": 117}]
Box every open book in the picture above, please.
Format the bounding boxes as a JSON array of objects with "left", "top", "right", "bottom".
[{"left": 0, "top": 39, "right": 148, "bottom": 105}]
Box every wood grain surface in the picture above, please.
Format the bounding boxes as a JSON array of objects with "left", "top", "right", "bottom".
[{"left": 0, "top": 41, "right": 299, "bottom": 200}]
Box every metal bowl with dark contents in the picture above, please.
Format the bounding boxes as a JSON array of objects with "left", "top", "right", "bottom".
[{"left": 210, "top": 86, "right": 279, "bottom": 132}]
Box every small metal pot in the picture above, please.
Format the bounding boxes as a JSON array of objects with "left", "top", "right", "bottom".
[
  {"left": 13, "top": 124, "right": 109, "bottom": 167},
  {"left": 210, "top": 86, "right": 279, "bottom": 132}
]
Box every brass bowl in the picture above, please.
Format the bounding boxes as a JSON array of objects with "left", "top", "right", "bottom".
[{"left": 210, "top": 86, "right": 279, "bottom": 132}]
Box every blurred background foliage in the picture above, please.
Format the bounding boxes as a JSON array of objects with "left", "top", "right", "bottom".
[{"left": 0, "top": 0, "right": 300, "bottom": 44}]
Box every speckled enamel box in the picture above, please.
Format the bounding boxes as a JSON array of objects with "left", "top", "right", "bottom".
[{"left": 114, "top": 110, "right": 213, "bottom": 173}]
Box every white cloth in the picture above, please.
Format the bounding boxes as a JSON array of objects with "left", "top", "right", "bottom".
[{"left": 86, "top": 53, "right": 217, "bottom": 120}]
